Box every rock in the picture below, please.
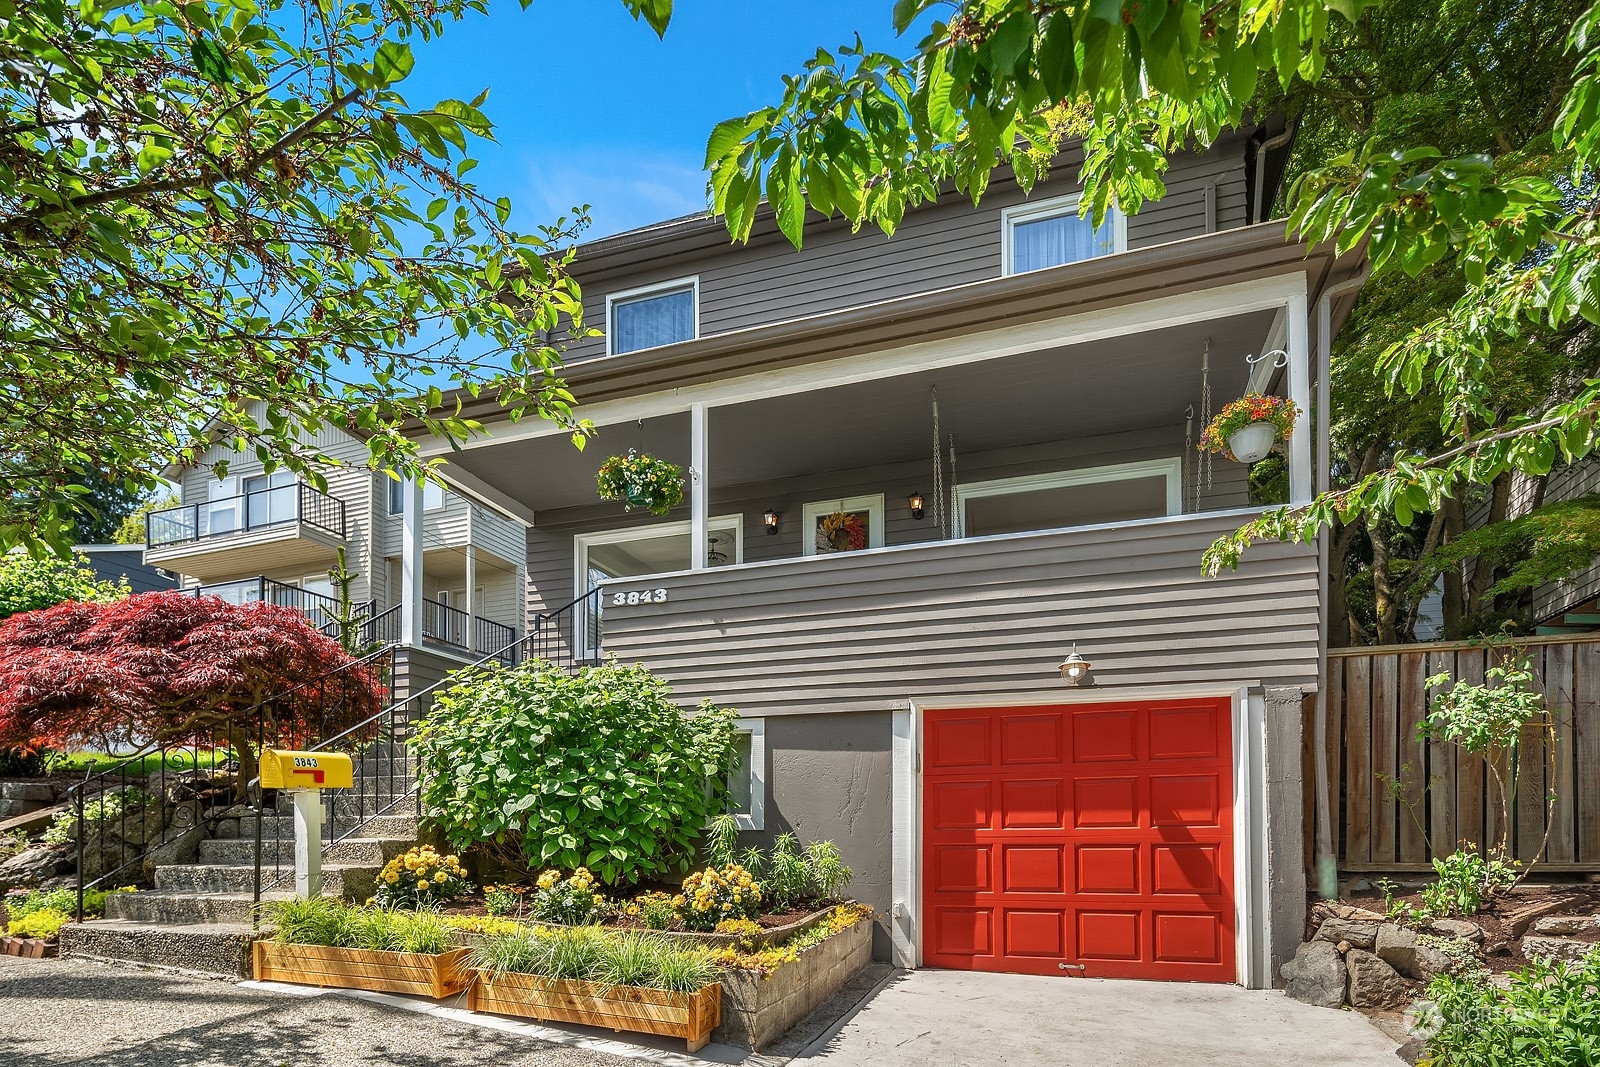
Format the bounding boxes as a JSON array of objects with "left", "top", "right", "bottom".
[
  {"left": 1282, "top": 940, "right": 1347, "bottom": 1009},
  {"left": 1430, "top": 919, "right": 1484, "bottom": 944},
  {"left": 1317, "top": 917, "right": 1381, "bottom": 951},
  {"left": 1531, "top": 915, "right": 1600, "bottom": 937},
  {"left": 1395, "top": 1037, "right": 1425, "bottom": 1065},
  {"left": 1375, "top": 924, "right": 1452, "bottom": 981},
  {"left": 1337, "top": 940, "right": 1353, "bottom": 954},
  {"left": 1508, "top": 898, "right": 1574, "bottom": 938},
  {"left": 1346, "top": 949, "right": 1409, "bottom": 1009},
  {"left": 210, "top": 804, "right": 252, "bottom": 820},
  {"left": 0, "top": 782, "right": 60, "bottom": 802},
  {"left": 1312, "top": 901, "right": 1388, "bottom": 924},
  {"left": 140, "top": 825, "right": 204, "bottom": 883},
  {"left": 0, "top": 845, "right": 71, "bottom": 890},
  {"left": 213, "top": 819, "right": 239, "bottom": 840},
  {"left": 1522, "top": 936, "right": 1600, "bottom": 964}
]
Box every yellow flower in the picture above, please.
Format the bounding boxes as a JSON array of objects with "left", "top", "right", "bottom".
[
  {"left": 385, "top": 872, "right": 399, "bottom": 884},
  {"left": 434, "top": 872, "right": 449, "bottom": 884}
]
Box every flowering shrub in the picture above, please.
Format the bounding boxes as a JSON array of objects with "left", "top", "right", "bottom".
[
  {"left": 709, "top": 904, "right": 873, "bottom": 977},
  {"left": 1198, "top": 393, "right": 1299, "bottom": 459},
  {"left": 817, "top": 510, "right": 868, "bottom": 552},
  {"left": 621, "top": 890, "right": 681, "bottom": 930},
  {"left": 371, "top": 846, "right": 471, "bottom": 907},
  {"left": 595, "top": 450, "right": 685, "bottom": 516},
  {"left": 679, "top": 863, "right": 763, "bottom": 931},
  {"left": 484, "top": 884, "right": 526, "bottom": 917},
  {"left": 530, "top": 868, "right": 608, "bottom": 925}
]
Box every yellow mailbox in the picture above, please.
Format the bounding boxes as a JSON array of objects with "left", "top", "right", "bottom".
[{"left": 259, "top": 749, "right": 353, "bottom": 791}]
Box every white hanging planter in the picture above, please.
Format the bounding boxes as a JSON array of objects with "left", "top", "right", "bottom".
[{"left": 1227, "top": 422, "right": 1278, "bottom": 464}]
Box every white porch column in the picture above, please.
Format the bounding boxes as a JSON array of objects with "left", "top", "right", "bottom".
[
  {"left": 464, "top": 544, "right": 478, "bottom": 650},
  {"left": 1285, "top": 291, "right": 1313, "bottom": 505},
  {"left": 400, "top": 476, "right": 425, "bottom": 646},
  {"left": 691, "top": 402, "right": 708, "bottom": 571}
]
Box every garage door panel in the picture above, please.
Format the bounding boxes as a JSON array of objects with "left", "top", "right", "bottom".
[
  {"left": 1001, "top": 844, "right": 1065, "bottom": 894},
  {"left": 999, "top": 712, "right": 1065, "bottom": 765},
  {"left": 924, "top": 698, "right": 1236, "bottom": 984},
  {"left": 1152, "top": 843, "right": 1223, "bottom": 895},
  {"left": 927, "top": 779, "right": 992, "bottom": 831},
  {"left": 1071, "top": 776, "right": 1140, "bottom": 828},
  {"left": 999, "top": 779, "right": 1065, "bottom": 829},
  {"left": 1003, "top": 909, "right": 1067, "bottom": 958},
  {"left": 1071, "top": 707, "right": 1138, "bottom": 762}
]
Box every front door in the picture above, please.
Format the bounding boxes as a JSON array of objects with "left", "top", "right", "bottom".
[{"left": 921, "top": 699, "right": 1236, "bottom": 982}]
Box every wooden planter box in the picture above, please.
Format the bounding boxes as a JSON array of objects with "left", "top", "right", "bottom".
[
  {"left": 467, "top": 971, "right": 722, "bottom": 1052},
  {"left": 0, "top": 936, "right": 58, "bottom": 959},
  {"left": 252, "top": 941, "right": 470, "bottom": 998}
]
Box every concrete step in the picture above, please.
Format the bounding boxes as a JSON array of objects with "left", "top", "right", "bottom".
[
  {"left": 155, "top": 861, "right": 378, "bottom": 900},
  {"left": 197, "top": 834, "right": 412, "bottom": 866},
  {"left": 104, "top": 889, "right": 282, "bottom": 925},
  {"left": 60, "top": 919, "right": 265, "bottom": 978}
]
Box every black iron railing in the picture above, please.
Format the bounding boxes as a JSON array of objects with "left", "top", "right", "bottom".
[
  {"left": 421, "top": 597, "right": 469, "bottom": 649},
  {"left": 475, "top": 616, "right": 518, "bottom": 665},
  {"left": 527, "top": 587, "right": 603, "bottom": 673},
  {"left": 146, "top": 483, "right": 347, "bottom": 547},
  {"left": 70, "top": 644, "right": 397, "bottom": 920}
]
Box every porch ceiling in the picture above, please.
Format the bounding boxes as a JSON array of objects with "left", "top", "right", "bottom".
[{"left": 447, "top": 310, "right": 1274, "bottom": 514}]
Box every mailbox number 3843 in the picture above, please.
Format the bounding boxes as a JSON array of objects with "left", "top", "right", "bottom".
[
  {"left": 611, "top": 589, "right": 668, "bottom": 606},
  {"left": 292, "top": 756, "right": 320, "bottom": 768}
]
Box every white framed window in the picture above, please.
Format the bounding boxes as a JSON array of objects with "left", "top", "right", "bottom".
[
  {"left": 801, "top": 494, "right": 886, "bottom": 557},
  {"left": 388, "top": 477, "right": 444, "bottom": 516},
  {"left": 954, "top": 458, "right": 1182, "bottom": 538},
  {"left": 606, "top": 277, "right": 699, "bottom": 356},
  {"left": 1001, "top": 192, "right": 1126, "bottom": 276},
  {"left": 243, "top": 470, "right": 296, "bottom": 529},
  {"left": 728, "top": 718, "right": 765, "bottom": 831}
]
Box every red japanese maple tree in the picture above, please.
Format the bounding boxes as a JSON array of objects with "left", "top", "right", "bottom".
[{"left": 0, "top": 591, "right": 385, "bottom": 796}]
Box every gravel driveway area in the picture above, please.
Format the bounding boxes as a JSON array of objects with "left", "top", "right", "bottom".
[{"left": 0, "top": 956, "right": 660, "bottom": 1067}]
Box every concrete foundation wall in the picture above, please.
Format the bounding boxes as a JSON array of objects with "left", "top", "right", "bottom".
[
  {"left": 739, "top": 711, "right": 894, "bottom": 961},
  {"left": 1263, "top": 685, "right": 1308, "bottom": 985}
]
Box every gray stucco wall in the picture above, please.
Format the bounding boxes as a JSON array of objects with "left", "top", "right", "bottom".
[
  {"left": 1263, "top": 686, "right": 1308, "bottom": 984},
  {"left": 739, "top": 711, "right": 895, "bottom": 961}
]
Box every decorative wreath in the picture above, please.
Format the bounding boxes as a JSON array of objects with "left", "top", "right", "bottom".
[
  {"left": 1198, "top": 393, "right": 1300, "bottom": 460},
  {"left": 595, "top": 450, "right": 685, "bottom": 516},
  {"left": 817, "top": 510, "right": 869, "bottom": 553}
]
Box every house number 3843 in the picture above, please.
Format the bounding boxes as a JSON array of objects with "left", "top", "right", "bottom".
[{"left": 611, "top": 589, "right": 668, "bottom": 606}]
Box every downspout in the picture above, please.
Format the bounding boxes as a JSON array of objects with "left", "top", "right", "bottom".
[
  {"left": 1252, "top": 125, "right": 1296, "bottom": 224},
  {"left": 1313, "top": 265, "right": 1371, "bottom": 900}
]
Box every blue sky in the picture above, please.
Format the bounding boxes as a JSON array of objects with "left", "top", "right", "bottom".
[{"left": 404, "top": 1, "right": 907, "bottom": 240}]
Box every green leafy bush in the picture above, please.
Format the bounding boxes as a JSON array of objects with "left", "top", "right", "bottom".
[
  {"left": 0, "top": 551, "right": 127, "bottom": 621},
  {"left": 483, "top": 884, "right": 525, "bottom": 917},
  {"left": 531, "top": 868, "right": 607, "bottom": 925},
  {"left": 414, "top": 660, "right": 739, "bottom": 884},
  {"left": 3, "top": 885, "right": 133, "bottom": 922},
  {"left": 1424, "top": 952, "right": 1600, "bottom": 1065},
  {"left": 741, "top": 834, "right": 855, "bottom": 910},
  {"left": 467, "top": 924, "right": 720, "bottom": 993},
  {"left": 1422, "top": 850, "right": 1520, "bottom": 917},
  {"left": 265, "top": 897, "right": 455, "bottom": 955}
]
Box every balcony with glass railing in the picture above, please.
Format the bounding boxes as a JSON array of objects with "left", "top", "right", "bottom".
[{"left": 143, "top": 484, "right": 349, "bottom": 582}]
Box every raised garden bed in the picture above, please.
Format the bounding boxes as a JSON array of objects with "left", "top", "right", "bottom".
[
  {"left": 712, "top": 905, "right": 873, "bottom": 1051},
  {"left": 467, "top": 973, "right": 721, "bottom": 1053},
  {"left": 253, "top": 941, "right": 470, "bottom": 998},
  {"left": 0, "top": 935, "right": 57, "bottom": 959}
]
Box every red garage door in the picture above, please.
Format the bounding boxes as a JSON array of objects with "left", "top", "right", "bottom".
[{"left": 922, "top": 699, "right": 1235, "bottom": 982}]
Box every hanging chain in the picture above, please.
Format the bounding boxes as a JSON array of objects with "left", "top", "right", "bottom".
[
  {"left": 1198, "top": 339, "right": 1213, "bottom": 505},
  {"left": 931, "top": 386, "right": 946, "bottom": 538},
  {"left": 948, "top": 433, "right": 958, "bottom": 537},
  {"left": 1184, "top": 403, "right": 1196, "bottom": 514}
]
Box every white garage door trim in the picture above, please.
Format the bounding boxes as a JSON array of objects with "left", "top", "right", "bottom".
[{"left": 894, "top": 683, "right": 1267, "bottom": 988}]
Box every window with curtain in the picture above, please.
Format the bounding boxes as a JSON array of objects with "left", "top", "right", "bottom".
[
  {"left": 610, "top": 284, "right": 695, "bottom": 355},
  {"left": 1005, "top": 199, "right": 1121, "bottom": 274}
]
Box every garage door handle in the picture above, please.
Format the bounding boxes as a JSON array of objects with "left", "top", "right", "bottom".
[{"left": 1058, "top": 963, "right": 1086, "bottom": 973}]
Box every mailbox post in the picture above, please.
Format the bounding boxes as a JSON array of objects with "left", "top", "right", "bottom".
[{"left": 259, "top": 750, "right": 353, "bottom": 898}]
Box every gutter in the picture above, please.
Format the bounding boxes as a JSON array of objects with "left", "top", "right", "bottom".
[
  {"left": 1312, "top": 264, "right": 1371, "bottom": 899},
  {"left": 1252, "top": 125, "right": 1296, "bottom": 224}
]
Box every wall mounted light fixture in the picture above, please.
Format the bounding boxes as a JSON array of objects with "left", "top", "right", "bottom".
[
  {"left": 1057, "top": 645, "right": 1092, "bottom": 685},
  {"left": 763, "top": 509, "right": 780, "bottom": 534},
  {"left": 908, "top": 492, "right": 926, "bottom": 520}
]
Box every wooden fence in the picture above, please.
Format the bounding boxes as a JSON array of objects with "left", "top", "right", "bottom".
[{"left": 1326, "top": 635, "right": 1600, "bottom": 873}]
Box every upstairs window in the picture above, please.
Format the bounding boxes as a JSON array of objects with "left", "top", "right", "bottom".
[
  {"left": 608, "top": 279, "right": 697, "bottom": 356},
  {"left": 388, "top": 477, "right": 444, "bottom": 516},
  {"left": 1002, "top": 194, "right": 1125, "bottom": 275}
]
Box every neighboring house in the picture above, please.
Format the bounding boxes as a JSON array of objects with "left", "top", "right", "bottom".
[
  {"left": 140, "top": 410, "right": 528, "bottom": 674},
  {"left": 75, "top": 543, "right": 179, "bottom": 594},
  {"left": 391, "top": 127, "right": 1368, "bottom": 989}
]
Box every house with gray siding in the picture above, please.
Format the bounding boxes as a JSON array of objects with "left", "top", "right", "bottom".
[{"left": 384, "top": 125, "right": 1365, "bottom": 989}]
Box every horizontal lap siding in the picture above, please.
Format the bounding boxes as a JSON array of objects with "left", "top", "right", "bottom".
[
  {"left": 598, "top": 513, "right": 1318, "bottom": 716},
  {"left": 563, "top": 144, "right": 1250, "bottom": 364}
]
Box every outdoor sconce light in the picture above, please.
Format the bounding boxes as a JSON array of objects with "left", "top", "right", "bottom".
[
  {"left": 763, "top": 509, "right": 780, "bottom": 534},
  {"left": 1057, "top": 645, "right": 1093, "bottom": 685},
  {"left": 908, "top": 492, "right": 926, "bottom": 520}
]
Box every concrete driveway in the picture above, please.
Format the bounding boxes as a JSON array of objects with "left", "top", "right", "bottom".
[{"left": 793, "top": 970, "right": 1401, "bottom": 1067}]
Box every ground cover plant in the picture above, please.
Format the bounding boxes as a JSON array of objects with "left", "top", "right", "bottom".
[
  {"left": 2, "top": 885, "right": 134, "bottom": 939},
  {"left": 414, "top": 659, "right": 738, "bottom": 884}
]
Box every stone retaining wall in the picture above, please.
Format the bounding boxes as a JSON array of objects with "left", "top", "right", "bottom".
[{"left": 712, "top": 915, "right": 872, "bottom": 1051}]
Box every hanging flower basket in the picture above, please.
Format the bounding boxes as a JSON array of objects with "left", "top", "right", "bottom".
[
  {"left": 596, "top": 451, "right": 686, "bottom": 516},
  {"left": 816, "top": 510, "right": 868, "bottom": 553},
  {"left": 1199, "top": 393, "right": 1300, "bottom": 464}
]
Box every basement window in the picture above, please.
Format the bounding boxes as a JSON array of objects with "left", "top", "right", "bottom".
[{"left": 727, "top": 718, "right": 766, "bottom": 831}]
